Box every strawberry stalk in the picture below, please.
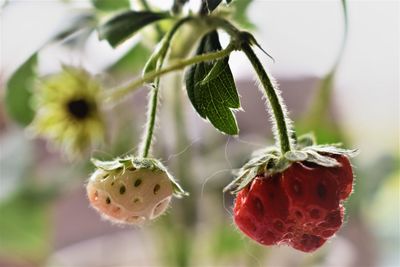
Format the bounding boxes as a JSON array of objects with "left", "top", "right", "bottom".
[
  {"left": 140, "top": 17, "right": 194, "bottom": 158},
  {"left": 241, "top": 43, "right": 294, "bottom": 154},
  {"left": 141, "top": 84, "right": 159, "bottom": 158},
  {"left": 205, "top": 16, "right": 295, "bottom": 154}
]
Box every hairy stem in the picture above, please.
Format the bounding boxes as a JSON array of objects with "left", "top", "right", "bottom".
[
  {"left": 241, "top": 43, "right": 293, "bottom": 154},
  {"left": 201, "top": 16, "right": 294, "bottom": 152},
  {"left": 140, "top": 84, "right": 159, "bottom": 158},
  {"left": 140, "top": 17, "right": 196, "bottom": 158},
  {"left": 106, "top": 43, "right": 235, "bottom": 102}
]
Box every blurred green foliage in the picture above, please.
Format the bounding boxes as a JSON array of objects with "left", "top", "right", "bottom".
[
  {"left": 231, "top": 0, "right": 255, "bottom": 29},
  {"left": 91, "top": 0, "right": 130, "bottom": 11},
  {"left": 0, "top": 188, "right": 53, "bottom": 262},
  {"left": 5, "top": 54, "right": 37, "bottom": 126},
  {"left": 296, "top": 73, "right": 347, "bottom": 145}
]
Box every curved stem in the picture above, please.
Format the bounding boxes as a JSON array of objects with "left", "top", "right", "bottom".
[
  {"left": 201, "top": 16, "right": 294, "bottom": 152},
  {"left": 140, "top": 84, "right": 159, "bottom": 158},
  {"left": 205, "top": 16, "right": 241, "bottom": 37},
  {"left": 140, "top": 17, "right": 197, "bottom": 158},
  {"left": 241, "top": 43, "right": 293, "bottom": 154},
  {"left": 105, "top": 43, "right": 235, "bottom": 102},
  {"left": 332, "top": 0, "right": 348, "bottom": 72},
  {"left": 156, "top": 17, "right": 195, "bottom": 69}
]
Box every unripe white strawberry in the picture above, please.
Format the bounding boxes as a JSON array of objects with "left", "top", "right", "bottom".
[{"left": 86, "top": 156, "right": 187, "bottom": 225}]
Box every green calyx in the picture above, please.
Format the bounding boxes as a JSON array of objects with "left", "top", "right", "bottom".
[
  {"left": 91, "top": 156, "right": 188, "bottom": 198},
  {"left": 223, "top": 133, "right": 358, "bottom": 194}
]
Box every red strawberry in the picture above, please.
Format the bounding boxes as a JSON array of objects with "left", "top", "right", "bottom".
[
  {"left": 233, "top": 154, "right": 353, "bottom": 252},
  {"left": 234, "top": 174, "right": 290, "bottom": 245},
  {"left": 329, "top": 154, "right": 354, "bottom": 199}
]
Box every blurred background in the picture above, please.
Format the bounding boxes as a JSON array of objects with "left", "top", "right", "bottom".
[{"left": 0, "top": 0, "right": 399, "bottom": 267}]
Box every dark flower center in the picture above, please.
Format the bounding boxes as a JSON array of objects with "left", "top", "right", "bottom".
[{"left": 67, "top": 99, "right": 91, "bottom": 120}]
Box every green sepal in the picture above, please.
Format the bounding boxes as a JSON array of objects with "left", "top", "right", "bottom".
[
  {"left": 305, "top": 144, "right": 358, "bottom": 157},
  {"left": 240, "top": 31, "right": 274, "bottom": 61},
  {"left": 91, "top": 156, "right": 188, "bottom": 198},
  {"left": 274, "top": 156, "right": 291, "bottom": 172},
  {"left": 301, "top": 149, "right": 338, "bottom": 167},
  {"left": 284, "top": 150, "right": 308, "bottom": 161},
  {"left": 223, "top": 168, "right": 258, "bottom": 194},
  {"left": 296, "top": 132, "right": 316, "bottom": 148},
  {"left": 224, "top": 138, "right": 358, "bottom": 194},
  {"left": 224, "top": 147, "right": 279, "bottom": 194},
  {"left": 91, "top": 158, "right": 124, "bottom": 171},
  {"left": 284, "top": 144, "right": 358, "bottom": 167}
]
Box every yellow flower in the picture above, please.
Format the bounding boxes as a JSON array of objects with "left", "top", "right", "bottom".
[{"left": 29, "top": 66, "right": 105, "bottom": 158}]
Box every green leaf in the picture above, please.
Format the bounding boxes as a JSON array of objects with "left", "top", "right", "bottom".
[
  {"left": 171, "top": 0, "right": 190, "bottom": 14},
  {"left": 200, "top": 0, "right": 223, "bottom": 14},
  {"left": 296, "top": 133, "right": 316, "bottom": 149},
  {"left": 98, "top": 11, "right": 169, "bottom": 48},
  {"left": 51, "top": 13, "right": 96, "bottom": 42},
  {"left": 91, "top": 0, "right": 130, "bottom": 11},
  {"left": 5, "top": 54, "right": 38, "bottom": 126},
  {"left": 199, "top": 59, "right": 227, "bottom": 85},
  {"left": 108, "top": 42, "right": 151, "bottom": 75},
  {"left": 185, "top": 31, "right": 240, "bottom": 135}
]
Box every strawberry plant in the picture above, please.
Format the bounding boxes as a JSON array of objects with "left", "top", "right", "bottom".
[{"left": 4, "top": 0, "right": 356, "bottom": 258}]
